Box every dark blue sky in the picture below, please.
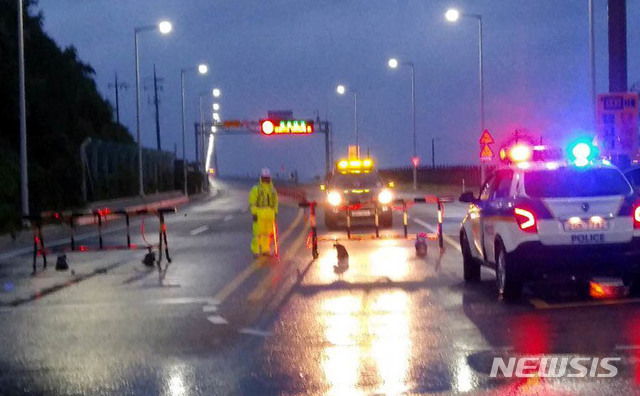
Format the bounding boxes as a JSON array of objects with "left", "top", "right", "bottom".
[{"left": 36, "top": 0, "right": 640, "bottom": 179}]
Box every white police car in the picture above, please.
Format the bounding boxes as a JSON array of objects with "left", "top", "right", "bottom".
[{"left": 459, "top": 142, "right": 640, "bottom": 300}]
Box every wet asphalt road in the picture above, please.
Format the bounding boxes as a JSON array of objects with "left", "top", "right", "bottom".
[{"left": 2, "top": 180, "right": 640, "bottom": 394}]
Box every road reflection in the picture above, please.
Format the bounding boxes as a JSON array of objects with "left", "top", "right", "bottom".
[{"left": 320, "top": 290, "right": 411, "bottom": 394}]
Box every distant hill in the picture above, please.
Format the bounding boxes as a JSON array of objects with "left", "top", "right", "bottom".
[{"left": 0, "top": 0, "right": 132, "bottom": 233}]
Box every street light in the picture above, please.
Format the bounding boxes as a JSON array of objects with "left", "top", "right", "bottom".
[
  {"left": 180, "top": 63, "right": 208, "bottom": 196},
  {"left": 445, "top": 8, "right": 460, "bottom": 22},
  {"left": 445, "top": 8, "right": 485, "bottom": 182},
  {"left": 134, "top": 20, "right": 172, "bottom": 196},
  {"left": 388, "top": 57, "right": 417, "bottom": 190},
  {"left": 212, "top": 103, "right": 220, "bottom": 111},
  {"left": 212, "top": 88, "right": 221, "bottom": 98},
  {"left": 336, "top": 84, "right": 359, "bottom": 155}
]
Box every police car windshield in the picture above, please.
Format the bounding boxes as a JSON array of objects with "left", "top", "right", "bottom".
[
  {"left": 524, "top": 167, "right": 632, "bottom": 198},
  {"left": 332, "top": 172, "right": 381, "bottom": 188}
]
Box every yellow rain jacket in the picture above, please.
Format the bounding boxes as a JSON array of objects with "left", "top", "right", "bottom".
[{"left": 249, "top": 179, "right": 278, "bottom": 255}]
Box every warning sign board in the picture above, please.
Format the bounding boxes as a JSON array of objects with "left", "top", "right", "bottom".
[
  {"left": 480, "top": 145, "right": 494, "bottom": 161},
  {"left": 479, "top": 129, "right": 494, "bottom": 145},
  {"left": 479, "top": 129, "right": 495, "bottom": 161},
  {"left": 596, "top": 92, "right": 639, "bottom": 156}
]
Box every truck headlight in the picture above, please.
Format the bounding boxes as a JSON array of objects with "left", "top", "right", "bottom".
[
  {"left": 378, "top": 189, "right": 392, "bottom": 205},
  {"left": 327, "top": 191, "right": 342, "bottom": 206}
]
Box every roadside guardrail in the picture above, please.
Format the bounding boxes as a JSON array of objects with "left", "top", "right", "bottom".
[{"left": 24, "top": 206, "right": 176, "bottom": 274}]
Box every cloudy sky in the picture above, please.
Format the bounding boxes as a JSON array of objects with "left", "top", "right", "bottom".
[{"left": 35, "top": 0, "right": 640, "bottom": 179}]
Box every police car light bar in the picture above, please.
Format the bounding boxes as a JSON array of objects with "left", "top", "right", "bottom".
[{"left": 500, "top": 141, "right": 595, "bottom": 166}]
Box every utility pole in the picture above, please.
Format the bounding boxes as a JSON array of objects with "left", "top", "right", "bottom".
[
  {"left": 608, "top": 0, "right": 627, "bottom": 93},
  {"left": 607, "top": 0, "right": 629, "bottom": 169},
  {"left": 144, "top": 67, "right": 164, "bottom": 151},
  {"left": 153, "top": 65, "right": 162, "bottom": 151},
  {"left": 108, "top": 73, "right": 128, "bottom": 124}
]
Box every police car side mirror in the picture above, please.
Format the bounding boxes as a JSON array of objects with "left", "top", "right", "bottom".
[{"left": 459, "top": 191, "right": 476, "bottom": 203}]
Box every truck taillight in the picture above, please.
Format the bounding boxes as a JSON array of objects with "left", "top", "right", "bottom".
[
  {"left": 634, "top": 203, "right": 640, "bottom": 229},
  {"left": 514, "top": 207, "right": 537, "bottom": 233}
]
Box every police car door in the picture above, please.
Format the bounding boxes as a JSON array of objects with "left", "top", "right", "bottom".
[
  {"left": 482, "top": 170, "right": 514, "bottom": 263},
  {"left": 469, "top": 174, "right": 497, "bottom": 256}
]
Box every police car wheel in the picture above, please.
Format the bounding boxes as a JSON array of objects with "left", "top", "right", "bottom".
[
  {"left": 461, "top": 231, "right": 480, "bottom": 282},
  {"left": 496, "top": 243, "right": 522, "bottom": 300}
]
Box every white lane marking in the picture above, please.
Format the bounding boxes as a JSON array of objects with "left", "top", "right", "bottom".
[
  {"left": 207, "top": 315, "right": 228, "bottom": 325},
  {"left": 224, "top": 215, "right": 233, "bottom": 222},
  {"left": 148, "top": 297, "right": 219, "bottom": 306},
  {"left": 239, "top": 328, "right": 272, "bottom": 337},
  {"left": 615, "top": 345, "right": 640, "bottom": 350},
  {"left": 202, "top": 305, "right": 218, "bottom": 313},
  {"left": 411, "top": 218, "right": 462, "bottom": 252},
  {"left": 189, "top": 225, "right": 209, "bottom": 235}
]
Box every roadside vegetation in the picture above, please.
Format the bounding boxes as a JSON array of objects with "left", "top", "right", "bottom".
[{"left": 0, "top": 1, "right": 131, "bottom": 234}]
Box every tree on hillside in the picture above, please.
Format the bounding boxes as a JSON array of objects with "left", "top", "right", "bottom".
[{"left": 0, "top": 0, "right": 132, "bottom": 232}]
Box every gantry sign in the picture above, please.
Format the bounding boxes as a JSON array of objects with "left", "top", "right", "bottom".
[{"left": 194, "top": 118, "right": 333, "bottom": 177}]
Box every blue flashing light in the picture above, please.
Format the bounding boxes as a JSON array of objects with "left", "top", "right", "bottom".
[
  {"left": 567, "top": 139, "right": 598, "bottom": 166},
  {"left": 572, "top": 143, "right": 591, "bottom": 160}
]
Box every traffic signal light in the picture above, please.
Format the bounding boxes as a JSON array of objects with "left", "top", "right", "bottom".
[{"left": 260, "top": 120, "right": 314, "bottom": 135}]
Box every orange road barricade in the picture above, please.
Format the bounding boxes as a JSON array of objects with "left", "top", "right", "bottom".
[
  {"left": 299, "top": 195, "right": 453, "bottom": 259},
  {"left": 24, "top": 206, "right": 176, "bottom": 274}
]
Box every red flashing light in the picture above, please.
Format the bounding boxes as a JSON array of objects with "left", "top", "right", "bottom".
[
  {"left": 411, "top": 156, "right": 420, "bottom": 167},
  {"left": 633, "top": 203, "right": 640, "bottom": 229},
  {"left": 261, "top": 120, "right": 274, "bottom": 135},
  {"left": 260, "top": 119, "right": 314, "bottom": 135},
  {"left": 514, "top": 207, "right": 537, "bottom": 233},
  {"left": 509, "top": 144, "right": 533, "bottom": 163}
]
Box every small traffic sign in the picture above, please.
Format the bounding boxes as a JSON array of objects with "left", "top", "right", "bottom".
[
  {"left": 411, "top": 156, "right": 420, "bottom": 167},
  {"left": 479, "top": 129, "right": 494, "bottom": 145},
  {"left": 480, "top": 144, "right": 494, "bottom": 160}
]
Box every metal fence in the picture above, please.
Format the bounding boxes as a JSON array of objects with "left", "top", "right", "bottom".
[
  {"left": 379, "top": 165, "right": 489, "bottom": 187},
  {"left": 83, "top": 139, "right": 175, "bottom": 201}
]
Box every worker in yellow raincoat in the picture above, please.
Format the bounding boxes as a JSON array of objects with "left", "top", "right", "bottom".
[{"left": 249, "top": 168, "right": 278, "bottom": 256}]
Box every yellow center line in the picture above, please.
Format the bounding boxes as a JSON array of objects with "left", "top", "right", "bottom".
[
  {"left": 277, "top": 209, "right": 304, "bottom": 244},
  {"left": 212, "top": 208, "right": 304, "bottom": 304}
]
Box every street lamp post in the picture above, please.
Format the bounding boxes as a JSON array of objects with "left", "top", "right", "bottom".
[
  {"left": 180, "top": 64, "right": 208, "bottom": 196},
  {"left": 336, "top": 84, "right": 359, "bottom": 156},
  {"left": 18, "top": 0, "right": 28, "bottom": 218},
  {"left": 389, "top": 58, "right": 417, "bottom": 190},
  {"left": 134, "top": 20, "right": 172, "bottom": 197},
  {"left": 446, "top": 8, "right": 485, "bottom": 183}
]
